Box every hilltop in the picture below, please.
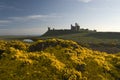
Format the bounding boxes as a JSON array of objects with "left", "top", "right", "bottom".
[
  {"left": 41, "top": 32, "right": 120, "bottom": 53},
  {"left": 0, "top": 39, "right": 120, "bottom": 80},
  {"left": 1, "top": 23, "right": 120, "bottom": 53},
  {"left": 41, "top": 23, "right": 96, "bottom": 37},
  {"left": 40, "top": 24, "right": 120, "bottom": 53}
]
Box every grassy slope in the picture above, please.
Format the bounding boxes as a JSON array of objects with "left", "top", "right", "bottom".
[
  {"left": 0, "top": 39, "right": 120, "bottom": 80},
  {"left": 1, "top": 32, "right": 120, "bottom": 53},
  {"left": 40, "top": 32, "right": 120, "bottom": 53},
  {"left": 41, "top": 32, "right": 120, "bottom": 43}
]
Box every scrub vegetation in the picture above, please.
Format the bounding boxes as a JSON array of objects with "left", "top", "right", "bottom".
[{"left": 0, "top": 39, "right": 120, "bottom": 80}]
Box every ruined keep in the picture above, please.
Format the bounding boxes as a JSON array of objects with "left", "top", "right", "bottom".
[
  {"left": 48, "top": 23, "right": 80, "bottom": 31},
  {"left": 42, "top": 23, "right": 96, "bottom": 37},
  {"left": 71, "top": 23, "right": 80, "bottom": 31}
]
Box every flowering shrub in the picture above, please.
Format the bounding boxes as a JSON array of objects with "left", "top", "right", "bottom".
[{"left": 0, "top": 39, "right": 120, "bottom": 80}]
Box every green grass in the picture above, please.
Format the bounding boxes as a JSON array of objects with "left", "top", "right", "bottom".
[
  {"left": 40, "top": 32, "right": 120, "bottom": 43},
  {"left": 1, "top": 31, "right": 120, "bottom": 53},
  {"left": 39, "top": 32, "right": 120, "bottom": 53}
]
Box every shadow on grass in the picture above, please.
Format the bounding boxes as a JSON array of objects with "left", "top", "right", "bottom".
[{"left": 85, "top": 32, "right": 120, "bottom": 39}]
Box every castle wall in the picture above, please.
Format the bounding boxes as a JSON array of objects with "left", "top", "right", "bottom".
[{"left": 71, "top": 23, "right": 80, "bottom": 31}]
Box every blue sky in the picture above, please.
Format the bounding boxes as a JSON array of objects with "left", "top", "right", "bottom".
[{"left": 0, "top": 0, "right": 120, "bottom": 35}]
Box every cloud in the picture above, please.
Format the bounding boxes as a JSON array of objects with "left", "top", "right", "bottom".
[
  {"left": 0, "top": 20, "right": 11, "bottom": 23},
  {"left": 77, "top": 0, "right": 93, "bottom": 3},
  {"left": 0, "top": 5, "right": 12, "bottom": 9},
  {"left": 0, "top": 14, "right": 61, "bottom": 28},
  {"left": 9, "top": 14, "right": 61, "bottom": 22},
  {"left": 77, "top": 0, "right": 112, "bottom": 3},
  {"left": 0, "top": 4, "right": 22, "bottom": 11},
  {"left": 25, "top": 14, "right": 57, "bottom": 20},
  {"left": 0, "top": 27, "right": 45, "bottom": 35},
  {"left": 0, "top": 25, "right": 8, "bottom": 27}
]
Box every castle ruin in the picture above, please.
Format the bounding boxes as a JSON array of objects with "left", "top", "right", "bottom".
[
  {"left": 43, "top": 23, "right": 96, "bottom": 36},
  {"left": 71, "top": 23, "right": 80, "bottom": 31},
  {"left": 48, "top": 23, "right": 80, "bottom": 31}
]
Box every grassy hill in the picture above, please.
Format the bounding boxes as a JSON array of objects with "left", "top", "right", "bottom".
[
  {"left": 1, "top": 31, "right": 120, "bottom": 53},
  {"left": 0, "top": 39, "right": 120, "bottom": 80},
  {"left": 41, "top": 31, "right": 120, "bottom": 43},
  {"left": 41, "top": 29, "right": 91, "bottom": 37},
  {"left": 40, "top": 32, "right": 120, "bottom": 53}
]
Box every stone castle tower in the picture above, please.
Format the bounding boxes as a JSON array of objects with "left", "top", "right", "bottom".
[
  {"left": 48, "top": 23, "right": 80, "bottom": 31},
  {"left": 71, "top": 23, "right": 80, "bottom": 31},
  {"left": 48, "top": 27, "right": 51, "bottom": 31}
]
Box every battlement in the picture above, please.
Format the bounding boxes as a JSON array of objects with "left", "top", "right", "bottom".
[
  {"left": 71, "top": 23, "right": 80, "bottom": 31},
  {"left": 48, "top": 23, "right": 81, "bottom": 31},
  {"left": 42, "top": 23, "right": 97, "bottom": 37}
]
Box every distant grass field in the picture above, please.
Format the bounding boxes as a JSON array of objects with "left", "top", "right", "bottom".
[
  {"left": 1, "top": 32, "right": 120, "bottom": 44},
  {"left": 40, "top": 32, "right": 120, "bottom": 53},
  {"left": 40, "top": 32, "right": 120, "bottom": 44},
  {"left": 1, "top": 32, "right": 120, "bottom": 53},
  {"left": 0, "top": 35, "right": 39, "bottom": 40}
]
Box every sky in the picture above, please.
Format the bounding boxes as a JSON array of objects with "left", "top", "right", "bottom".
[{"left": 0, "top": 0, "right": 120, "bottom": 35}]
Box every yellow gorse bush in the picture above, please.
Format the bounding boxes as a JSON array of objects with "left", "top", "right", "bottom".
[{"left": 0, "top": 38, "right": 120, "bottom": 80}]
